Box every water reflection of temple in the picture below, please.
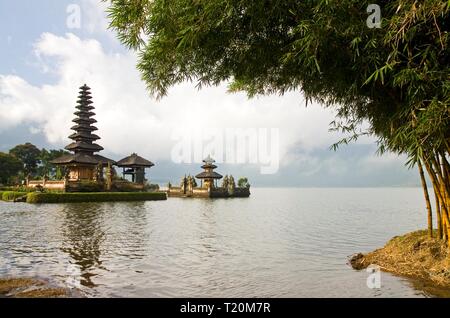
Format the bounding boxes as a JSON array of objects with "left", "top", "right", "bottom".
[
  {"left": 60, "top": 203, "right": 106, "bottom": 288},
  {"left": 59, "top": 202, "right": 149, "bottom": 290},
  {"left": 167, "top": 155, "right": 250, "bottom": 198}
]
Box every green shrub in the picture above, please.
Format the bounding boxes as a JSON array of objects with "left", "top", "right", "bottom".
[
  {"left": 2, "top": 191, "right": 27, "bottom": 201},
  {"left": 66, "top": 181, "right": 104, "bottom": 192},
  {"left": 237, "top": 177, "right": 250, "bottom": 189},
  {"left": 26, "top": 192, "right": 167, "bottom": 203},
  {"left": 0, "top": 186, "right": 33, "bottom": 192}
]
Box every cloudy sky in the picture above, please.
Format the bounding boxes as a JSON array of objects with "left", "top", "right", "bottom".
[{"left": 0, "top": 0, "right": 419, "bottom": 187}]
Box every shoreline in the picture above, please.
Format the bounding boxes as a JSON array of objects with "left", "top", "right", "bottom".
[
  {"left": 0, "top": 277, "right": 80, "bottom": 298},
  {"left": 349, "top": 230, "right": 450, "bottom": 293}
]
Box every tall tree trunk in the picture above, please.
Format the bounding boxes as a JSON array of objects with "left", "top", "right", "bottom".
[
  {"left": 434, "top": 184, "right": 443, "bottom": 239},
  {"left": 423, "top": 158, "right": 450, "bottom": 246},
  {"left": 430, "top": 155, "right": 450, "bottom": 200},
  {"left": 437, "top": 152, "right": 450, "bottom": 241},
  {"left": 418, "top": 160, "right": 433, "bottom": 237}
]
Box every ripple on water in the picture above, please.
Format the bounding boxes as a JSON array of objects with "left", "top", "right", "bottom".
[{"left": 0, "top": 188, "right": 442, "bottom": 297}]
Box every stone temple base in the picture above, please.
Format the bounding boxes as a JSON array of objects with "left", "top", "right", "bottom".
[{"left": 167, "top": 187, "right": 250, "bottom": 198}]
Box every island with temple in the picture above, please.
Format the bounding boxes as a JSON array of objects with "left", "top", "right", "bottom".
[
  {"left": 2, "top": 84, "right": 249, "bottom": 203},
  {"left": 25, "top": 84, "right": 162, "bottom": 197},
  {"left": 167, "top": 155, "right": 250, "bottom": 198}
]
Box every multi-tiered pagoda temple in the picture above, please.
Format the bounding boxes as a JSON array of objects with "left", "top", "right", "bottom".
[{"left": 51, "top": 84, "right": 115, "bottom": 182}]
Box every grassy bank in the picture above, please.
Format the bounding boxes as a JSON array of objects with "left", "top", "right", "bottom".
[
  {"left": 1, "top": 191, "right": 27, "bottom": 201},
  {"left": 350, "top": 230, "right": 450, "bottom": 288},
  {"left": 25, "top": 191, "right": 167, "bottom": 203}
]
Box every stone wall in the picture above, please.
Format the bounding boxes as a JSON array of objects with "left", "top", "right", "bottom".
[{"left": 27, "top": 180, "right": 65, "bottom": 191}]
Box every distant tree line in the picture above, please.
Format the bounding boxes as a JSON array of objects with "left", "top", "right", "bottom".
[{"left": 0, "top": 142, "right": 68, "bottom": 185}]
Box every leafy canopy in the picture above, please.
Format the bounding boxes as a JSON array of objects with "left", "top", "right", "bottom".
[
  {"left": 9, "top": 142, "right": 41, "bottom": 175},
  {"left": 0, "top": 152, "right": 23, "bottom": 184},
  {"left": 107, "top": 0, "right": 449, "bottom": 161}
]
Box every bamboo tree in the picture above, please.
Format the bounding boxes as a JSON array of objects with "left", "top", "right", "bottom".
[
  {"left": 418, "top": 160, "right": 433, "bottom": 237},
  {"left": 107, "top": 0, "right": 450, "bottom": 245},
  {"left": 433, "top": 183, "right": 443, "bottom": 239},
  {"left": 424, "top": 158, "right": 450, "bottom": 245}
]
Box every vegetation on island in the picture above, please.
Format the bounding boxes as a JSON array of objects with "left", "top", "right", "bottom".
[
  {"left": 25, "top": 191, "right": 167, "bottom": 203},
  {"left": 238, "top": 177, "right": 250, "bottom": 189},
  {"left": 0, "top": 142, "right": 68, "bottom": 185},
  {"left": 107, "top": 1, "right": 450, "bottom": 246},
  {"left": 1, "top": 191, "right": 28, "bottom": 202},
  {"left": 0, "top": 191, "right": 166, "bottom": 203}
]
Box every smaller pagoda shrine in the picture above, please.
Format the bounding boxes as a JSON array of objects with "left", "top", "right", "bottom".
[
  {"left": 195, "top": 155, "right": 223, "bottom": 189},
  {"left": 116, "top": 153, "right": 154, "bottom": 184},
  {"left": 167, "top": 155, "right": 250, "bottom": 198}
]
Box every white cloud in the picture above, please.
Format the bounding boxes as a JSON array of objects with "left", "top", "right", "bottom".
[
  {"left": 80, "top": 0, "right": 119, "bottom": 44},
  {"left": 0, "top": 32, "right": 352, "bottom": 165},
  {"left": 0, "top": 0, "right": 419, "bottom": 185}
]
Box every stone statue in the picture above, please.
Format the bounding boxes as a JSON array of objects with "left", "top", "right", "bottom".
[
  {"left": 221, "top": 175, "right": 229, "bottom": 188},
  {"left": 228, "top": 175, "right": 235, "bottom": 195},
  {"left": 94, "top": 162, "right": 103, "bottom": 181},
  {"left": 105, "top": 162, "right": 112, "bottom": 191},
  {"left": 187, "top": 175, "right": 193, "bottom": 193},
  {"left": 180, "top": 175, "right": 188, "bottom": 193},
  {"left": 64, "top": 169, "right": 70, "bottom": 181}
]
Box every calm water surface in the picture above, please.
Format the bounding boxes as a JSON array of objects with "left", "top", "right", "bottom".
[{"left": 0, "top": 188, "right": 448, "bottom": 297}]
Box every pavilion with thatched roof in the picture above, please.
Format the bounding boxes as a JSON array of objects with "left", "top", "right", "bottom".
[{"left": 116, "top": 153, "right": 154, "bottom": 184}]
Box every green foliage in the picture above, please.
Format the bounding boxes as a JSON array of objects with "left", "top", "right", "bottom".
[
  {"left": 37, "top": 149, "right": 69, "bottom": 179},
  {"left": 26, "top": 192, "right": 167, "bottom": 203},
  {"left": 9, "top": 143, "right": 41, "bottom": 175},
  {"left": 0, "top": 186, "right": 35, "bottom": 192},
  {"left": 0, "top": 152, "right": 23, "bottom": 185},
  {"left": 1, "top": 145, "right": 69, "bottom": 183},
  {"left": 238, "top": 177, "right": 250, "bottom": 188},
  {"left": 107, "top": 0, "right": 449, "bottom": 167},
  {"left": 67, "top": 181, "right": 104, "bottom": 192},
  {"left": 1, "top": 191, "right": 27, "bottom": 201}
]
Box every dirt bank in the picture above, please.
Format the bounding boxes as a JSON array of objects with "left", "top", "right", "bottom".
[
  {"left": 350, "top": 230, "right": 450, "bottom": 289},
  {"left": 0, "top": 277, "right": 76, "bottom": 298}
]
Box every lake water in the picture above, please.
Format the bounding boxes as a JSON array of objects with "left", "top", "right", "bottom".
[{"left": 0, "top": 188, "right": 448, "bottom": 297}]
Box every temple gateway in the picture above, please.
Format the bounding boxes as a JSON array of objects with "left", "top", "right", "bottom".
[{"left": 27, "top": 84, "right": 154, "bottom": 192}]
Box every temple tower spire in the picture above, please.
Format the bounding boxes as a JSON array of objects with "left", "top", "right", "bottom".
[{"left": 65, "top": 84, "right": 104, "bottom": 154}]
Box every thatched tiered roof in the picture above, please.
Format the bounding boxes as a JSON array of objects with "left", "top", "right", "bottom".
[
  {"left": 195, "top": 155, "right": 223, "bottom": 179},
  {"left": 51, "top": 84, "right": 115, "bottom": 166},
  {"left": 64, "top": 84, "right": 103, "bottom": 153},
  {"left": 116, "top": 153, "right": 154, "bottom": 167},
  {"left": 195, "top": 171, "right": 223, "bottom": 179}
]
